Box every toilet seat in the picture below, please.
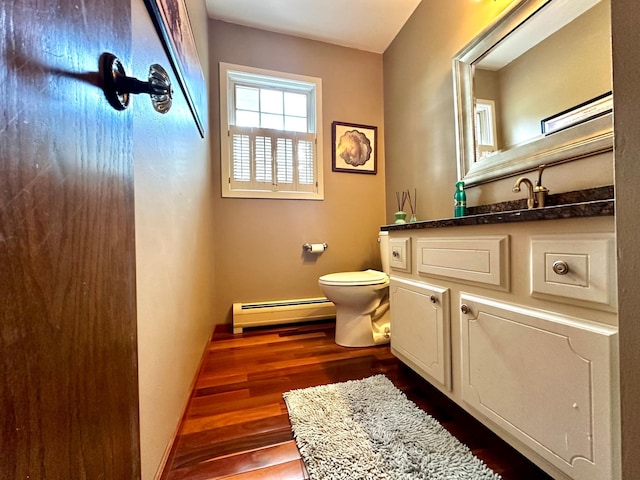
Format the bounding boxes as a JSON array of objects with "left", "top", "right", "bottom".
[{"left": 319, "top": 269, "right": 388, "bottom": 286}]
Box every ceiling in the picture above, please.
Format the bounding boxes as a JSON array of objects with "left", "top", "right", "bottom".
[{"left": 205, "top": 0, "right": 423, "bottom": 54}]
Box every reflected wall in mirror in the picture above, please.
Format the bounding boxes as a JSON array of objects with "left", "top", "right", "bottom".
[{"left": 453, "top": 0, "right": 612, "bottom": 186}]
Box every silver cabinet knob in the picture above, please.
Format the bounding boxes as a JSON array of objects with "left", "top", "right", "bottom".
[
  {"left": 461, "top": 304, "right": 471, "bottom": 315},
  {"left": 430, "top": 295, "right": 437, "bottom": 304},
  {"left": 552, "top": 260, "right": 570, "bottom": 275}
]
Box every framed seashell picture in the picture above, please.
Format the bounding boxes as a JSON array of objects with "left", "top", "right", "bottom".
[{"left": 331, "top": 121, "right": 377, "bottom": 174}]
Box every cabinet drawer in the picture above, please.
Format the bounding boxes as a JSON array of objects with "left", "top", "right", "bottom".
[
  {"left": 389, "top": 236, "right": 411, "bottom": 272},
  {"left": 416, "top": 236, "right": 509, "bottom": 290},
  {"left": 460, "top": 293, "right": 618, "bottom": 480},
  {"left": 389, "top": 278, "right": 451, "bottom": 389},
  {"left": 530, "top": 233, "right": 616, "bottom": 310}
]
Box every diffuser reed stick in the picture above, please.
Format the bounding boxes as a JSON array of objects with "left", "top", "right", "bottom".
[
  {"left": 406, "top": 188, "right": 417, "bottom": 216},
  {"left": 395, "top": 190, "right": 408, "bottom": 212}
]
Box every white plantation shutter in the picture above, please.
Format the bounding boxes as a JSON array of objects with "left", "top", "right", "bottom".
[
  {"left": 276, "top": 137, "right": 294, "bottom": 185},
  {"left": 232, "top": 133, "right": 250, "bottom": 182},
  {"left": 229, "top": 126, "right": 316, "bottom": 193},
  {"left": 297, "top": 139, "right": 314, "bottom": 188},
  {"left": 254, "top": 135, "right": 272, "bottom": 184}
]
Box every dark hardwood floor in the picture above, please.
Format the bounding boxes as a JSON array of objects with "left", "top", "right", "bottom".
[{"left": 161, "top": 321, "right": 553, "bottom": 480}]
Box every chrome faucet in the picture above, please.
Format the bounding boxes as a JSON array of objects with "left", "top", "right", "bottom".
[{"left": 513, "top": 165, "right": 549, "bottom": 209}]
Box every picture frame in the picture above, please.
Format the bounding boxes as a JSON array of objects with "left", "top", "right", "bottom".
[
  {"left": 332, "top": 121, "right": 377, "bottom": 174},
  {"left": 541, "top": 91, "right": 612, "bottom": 136},
  {"left": 144, "top": 0, "right": 206, "bottom": 138}
]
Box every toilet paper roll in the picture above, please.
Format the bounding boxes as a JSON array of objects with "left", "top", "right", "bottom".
[{"left": 308, "top": 243, "right": 326, "bottom": 253}]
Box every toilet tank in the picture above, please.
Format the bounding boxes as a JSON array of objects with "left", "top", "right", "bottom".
[{"left": 379, "top": 231, "right": 389, "bottom": 274}]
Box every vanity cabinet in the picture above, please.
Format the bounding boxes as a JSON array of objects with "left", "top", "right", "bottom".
[{"left": 386, "top": 217, "right": 619, "bottom": 480}]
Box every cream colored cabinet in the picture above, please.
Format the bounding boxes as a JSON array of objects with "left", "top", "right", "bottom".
[
  {"left": 460, "top": 293, "right": 618, "bottom": 480},
  {"left": 388, "top": 222, "right": 619, "bottom": 480},
  {"left": 389, "top": 278, "right": 451, "bottom": 389}
]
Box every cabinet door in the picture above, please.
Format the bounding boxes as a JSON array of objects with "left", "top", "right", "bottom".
[
  {"left": 390, "top": 278, "right": 451, "bottom": 389},
  {"left": 460, "top": 293, "right": 619, "bottom": 480}
]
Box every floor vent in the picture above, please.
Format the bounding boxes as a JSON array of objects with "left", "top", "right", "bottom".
[{"left": 232, "top": 297, "right": 336, "bottom": 333}]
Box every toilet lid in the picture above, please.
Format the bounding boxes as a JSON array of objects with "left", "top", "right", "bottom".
[{"left": 319, "top": 269, "right": 389, "bottom": 286}]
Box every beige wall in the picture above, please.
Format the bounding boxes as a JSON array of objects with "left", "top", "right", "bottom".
[
  {"left": 383, "top": 0, "right": 510, "bottom": 220},
  {"left": 133, "top": 0, "right": 215, "bottom": 478},
  {"left": 384, "top": 0, "right": 613, "bottom": 220},
  {"left": 611, "top": 1, "right": 640, "bottom": 477},
  {"left": 209, "top": 21, "right": 386, "bottom": 325}
]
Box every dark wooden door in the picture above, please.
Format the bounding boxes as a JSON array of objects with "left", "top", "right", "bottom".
[{"left": 1, "top": 1, "right": 140, "bottom": 479}]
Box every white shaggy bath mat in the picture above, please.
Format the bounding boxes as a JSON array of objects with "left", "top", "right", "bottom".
[{"left": 283, "top": 375, "right": 501, "bottom": 480}]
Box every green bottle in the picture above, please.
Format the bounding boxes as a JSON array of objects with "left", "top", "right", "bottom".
[{"left": 454, "top": 181, "right": 466, "bottom": 217}]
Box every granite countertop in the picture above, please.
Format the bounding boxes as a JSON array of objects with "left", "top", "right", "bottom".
[{"left": 382, "top": 186, "right": 614, "bottom": 231}]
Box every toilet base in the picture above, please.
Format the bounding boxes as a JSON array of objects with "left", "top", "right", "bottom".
[{"left": 335, "top": 305, "right": 390, "bottom": 347}]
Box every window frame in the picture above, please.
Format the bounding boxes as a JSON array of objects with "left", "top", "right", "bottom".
[
  {"left": 219, "top": 62, "right": 324, "bottom": 200},
  {"left": 475, "top": 98, "right": 498, "bottom": 160}
]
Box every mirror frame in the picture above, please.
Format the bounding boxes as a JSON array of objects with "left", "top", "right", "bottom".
[{"left": 453, "top": 0, "right": 613, "bottom": 186}]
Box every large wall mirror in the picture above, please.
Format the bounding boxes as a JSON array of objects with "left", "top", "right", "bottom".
[{"left": 453, "top": 0, "right": 612, "bottom": 186}]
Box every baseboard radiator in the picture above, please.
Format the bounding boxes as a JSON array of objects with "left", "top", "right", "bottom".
[{"left": 232, "top": 297, "right": 336, "bottom": 333}]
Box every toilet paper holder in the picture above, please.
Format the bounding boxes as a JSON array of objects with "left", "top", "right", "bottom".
[{"left": 303, "top": 243, "right": 328, "bottom": 253}]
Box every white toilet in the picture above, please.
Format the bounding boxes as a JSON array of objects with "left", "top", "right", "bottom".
[{"left": 318, "top": 232, "right": 390, "bottom": 347}]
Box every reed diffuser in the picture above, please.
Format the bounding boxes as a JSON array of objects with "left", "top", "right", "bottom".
[
  {"left": 406, "top": 188, "right": 417, "bottom": 222},
  {"left": 394, "top": 191, "right": 407, "bottom": 224}
]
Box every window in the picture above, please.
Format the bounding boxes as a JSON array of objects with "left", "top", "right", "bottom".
[
  {"left": 475, "top": 99, "right": 498, "bottom": 160},
  {"left": 220, "top": 63, "right": 324, "bottom": 200}
]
